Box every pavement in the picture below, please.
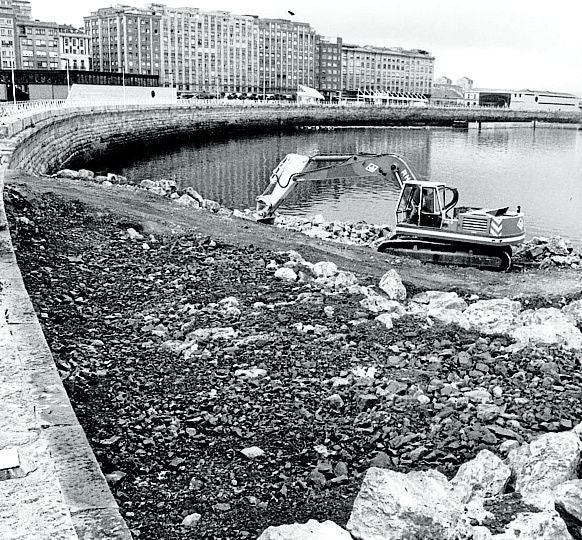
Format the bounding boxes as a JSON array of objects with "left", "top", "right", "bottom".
[{"left": 0, "top": 162, "right": 131, "bottom": 540}]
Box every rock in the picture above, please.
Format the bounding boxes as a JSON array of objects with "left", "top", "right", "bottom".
[
  {"left": 506, "top": 431, "right": 582, "bottom": 494},
  {"left": 492, "top": 511, "right": 572, "bottom": 539},
  {"left": 554, "top": 479, "right": 582, "bottom": 530},
  {"left": 346, "top": 467, "right": 464, "bottom": 540},
  {"left": 185, "top": 187, "right": 204, "bottom": 203},
  {"left": 140, "top": 179, "right": 157, "bottom": 189},
  {"left": 203, "top": 199, "right": 221, "bottom": 212},
  {"left": 360, "top": 288, "right": 406, "bottom": 315},
  {"left": 369, "top": 451, "right": 392, "bottom": 469},
  {"left": 465, "top": 389, "right": 492, "bottom": 404},
  {"left": 511, "top": 320, "right": 582, "bottom": 350},
  {"left": 412, "top": 291, "right": 468, "bottom": 311},
  {"left": 427, "top": 305, "right": 469, "bottom": 328},
  {"left": 311, "top": 214, "right": 326, "bottom": 226},
  {"left": 234, "top": 368, "right": 267, "bottom": 379},
  {"left": 104, "top": 470, "right": 126, "bottom": 486},
  {"left": 451, "top": 450, "right": 511, "bottom": 503},
  {"left": 330, "top": 270, "right": 358, "bottom": 290},
  {"left": 101, "top": 180, "right": 113, "bottom": 187},
  {"left": 563, "top": 300, "right": 582, "bottom": 325},
  {"left": 313, "top": 261, "right": 338, "bottom": 278},
  {"left": 547, "top": 236, "right": 570, "bottom": 256},
  {"left": 463, "top": 298, "right": 522, "bottom": 335},
  {"left": 258, "top": 519, "right": 352, "bottom": 540},
  {"left": 477, "top": 404, "right": 502, "bottom": 421},
  {"left": 518, "top": 307, "right": 574, "bottom": 326},
  {"left": 274, "top": 267, "right": 297, "bottom": 281},
  {"left": 240, "top": 446, "right": 265, "bottom": 459},
  {"left": 181, "top": 513, "right": 201, "bottom": 528},
  {"left": 55, "top": 168, "right": 81, "bottom": 179},
  {"left": 174, "top": 194, "right": 199, "bottom": 207},
  {"left": 378, "top": 269, "right": 406, "bottom": 301},
  {"left": 375, "top": 313, "right": 393, "bottom": 329},
  {"left": 126, "top": 227, "right": 144, "bottom": 240},
  {"left": 77, "top": 169, "right": 95, "bottom": 179}
]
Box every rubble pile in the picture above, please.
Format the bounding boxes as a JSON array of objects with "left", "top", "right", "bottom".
[
  {"left": 261, "top": 426, "right": 582, "bottom": 539},
  {"left": 515, "top": 236, "right": 582, "bottom": 269}
]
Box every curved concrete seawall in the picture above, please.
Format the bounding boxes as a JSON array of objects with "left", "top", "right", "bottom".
[
  {"left": 4, "top": 103, "right": 581, "bottom": 175},
  {"left": 0, "top": 103, "right": 580, "bottom": 538}
]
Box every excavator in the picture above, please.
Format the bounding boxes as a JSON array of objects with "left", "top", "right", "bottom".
[{"left": 254, "top": 153, "right": 525, "bottom": 271}]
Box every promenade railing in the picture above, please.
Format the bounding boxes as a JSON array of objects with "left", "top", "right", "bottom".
[{"left": 0, "top": 97, "right": 578, "bottom": 125}]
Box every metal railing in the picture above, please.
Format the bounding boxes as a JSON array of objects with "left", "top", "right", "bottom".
[{"left": 0, "top": 97, "right": 578, "bottom": 124}]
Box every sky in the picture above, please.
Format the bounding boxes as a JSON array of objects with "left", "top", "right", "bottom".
[{"left": 33, "top": 0, "right": 582, "bottom": 95}]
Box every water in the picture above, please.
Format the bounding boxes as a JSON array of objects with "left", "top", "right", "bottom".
[{"left": 93, "top": 124, "right": 582, "bottom": 243}]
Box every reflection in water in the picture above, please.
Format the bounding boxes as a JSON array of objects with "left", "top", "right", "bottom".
[{"left": 92, "top": 125, "right": 582, "bottom": 243}]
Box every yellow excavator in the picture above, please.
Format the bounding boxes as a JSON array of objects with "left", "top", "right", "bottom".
[{"left": 254, "top": 153, "right": 525, "bottom": 271}]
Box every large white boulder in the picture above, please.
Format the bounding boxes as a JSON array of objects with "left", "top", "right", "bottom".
[
  {"left": 413, "top": 291, "right": 468, "bottom": 311},
  {"left": 258, "top": 520, "right": 352, "bottom": 540},
  {"left": 518, "top": 307, "right": 574, "bottom": 326},
  {"left": 313, "top": 261, "right": 339, "bottom": 278},
  {"left": 274, "top": 267, "right": 298, "bottom": 281},
  {"left": 451, "top": 450, "right": 511, "bottom": 503},
  {"left": 378, "top": 269, "right": 406, "bottom": 301},
  {"left": 563, "top": 299, "right": 582, "bottom": 325},
  {"left": 511, "top": 320, "right": 582, "bottom": 350},
  {"left": 347, "top": 467, "right": 464, "bottom": 540},
  {"left": 506, "top": 431, "right": 582, "bottom": 494},
  {"left": 359, "top": 288, "right": 406, "bottom": 315},
  {"left": 553, "top": 479, "right": 582, "bottom": 523},
  {"left": 491, "top": 511, "right": 572, "bottom": 540},
  {"left": 463, "top": 298, "right": 522, "bottom": 335}
]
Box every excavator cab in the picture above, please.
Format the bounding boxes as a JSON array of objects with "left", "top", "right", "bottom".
[{"left": 396, "top": 182, "right": 460, "bottom": 229}]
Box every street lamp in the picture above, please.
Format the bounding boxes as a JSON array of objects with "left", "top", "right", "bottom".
[
  {"left": 11, "top": 58, "right": 16, "bottom": 105},
  {"left": 65, "top": 58, "right": 70, "bottom": 97}
]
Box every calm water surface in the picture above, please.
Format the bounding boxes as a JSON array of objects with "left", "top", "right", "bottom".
[{"left": 95, "top": 125, "right": 582, "bottom": 243}]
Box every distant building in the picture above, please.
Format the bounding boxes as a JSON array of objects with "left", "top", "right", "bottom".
[
  {"left": 341, "top": 43, "right": 434, "bottom": 98},
  {"left": 15, "top": 19, "right": 60, "bottom": 70},
  {"left": 317, "top": 36, "right": 342, "bottom": 100},
  {"left": 456, "top": 76, "right": 473, "bottom": 91},
  {"left": 464, "top": 88, "right": 511, "bottom": 107},
  {"left": 510, "top": 90, "right": 580, "bottom": 111},
  {"left": 434, "top": 75, "right": 451, "bottom": 85},
  {"left": 84, "top": 5, "right": 162, "bottom": 76},
  {"left": 430, "top": 83, "right": 464, "bottom": 107},
  {"left": 85, "top": 4, "right": 319, "bottom": 94},
  {"left": 0, "top": 0, "right": 32, "bottom": 70},
  {"left": 58, "top": 25, "right": 91, "bottom": 71}
]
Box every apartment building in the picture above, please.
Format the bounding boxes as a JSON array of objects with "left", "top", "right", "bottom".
[
  {"left": 317, "top": 36, "right": 342, "bottom": 99},
  {"left": 0, "top": 0, "right": 31, "bottom": 69},
  {"left": 85, "top": 5, "right": 162, "bottom": 75},
  {"left": 16, "top": 19, "right": 60, "bottom": 70},
  {"left": 59, "top": 25, "right": 91, "bottom": 70},
  {"left": 341, "top": 44, "right": 434, "bottom": 96},
  {"left": 85, "top": 4, "right": 319, "bottom": 94}
]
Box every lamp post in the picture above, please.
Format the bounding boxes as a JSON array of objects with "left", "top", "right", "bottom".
[
  {"left": 65, "top": 58, "right": 70, "bottom": 98},
  {"left": 11, "top": 58, "right": 16, "bottom": 105}
]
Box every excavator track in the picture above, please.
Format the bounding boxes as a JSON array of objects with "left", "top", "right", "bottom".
[{"left": 377, "top": 238, "right": 512, "bottom": 271}]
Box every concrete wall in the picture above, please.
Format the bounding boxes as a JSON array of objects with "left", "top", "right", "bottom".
[{"left": 5, "top": 104, "right": 582, "bottom": 176}]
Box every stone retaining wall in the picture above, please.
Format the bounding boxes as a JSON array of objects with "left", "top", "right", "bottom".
[{"left": 4, "top": 104, "right": 582, "bottom": 175}]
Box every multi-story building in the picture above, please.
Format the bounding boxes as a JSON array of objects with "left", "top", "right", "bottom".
[
  {"left": 0, "top": 0, "right": 31, "bottom": 70},
  {"left": 85, "top": 5, "right": 162, "bottom": 75},
  {"left": 341, "top": 44, "right": 434, "bottom": 97},
  {"left": 258, "top": 17, "right": 318, "bottom": 94},
  {"left": 316, "top": 36, "right": 342, "bottom": 100},
  {"left": 58, "top": 25, "right": 91, "bottom": 70},
  {"left": 15, "top": 19, "right": 60, "bottom": 70},
  {"left": 85, "top": 4, "right": 320, "bottom": 94}
]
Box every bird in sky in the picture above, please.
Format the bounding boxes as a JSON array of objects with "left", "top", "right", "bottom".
[{"left": 288, "top": 10, "right": 295, "bottom": 16}]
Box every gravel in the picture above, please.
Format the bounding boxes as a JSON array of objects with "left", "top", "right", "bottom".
[{"left": 5, "top": 186, "right": 582, "bottom": 540}]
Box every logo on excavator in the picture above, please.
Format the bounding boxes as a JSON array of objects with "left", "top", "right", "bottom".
[
  {"left": 517, "top": 217, "right": 524, "bottom": 231},
  {"left": 366, "top": 163, "right": 379, "bottom": 173},
  {"left": 400, "top": 168, "right": 412, "bottom": 182}
]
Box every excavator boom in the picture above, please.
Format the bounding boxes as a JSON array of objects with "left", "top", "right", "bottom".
[{"left": 255, "top": 153, "right": 417, "bottom": 223}]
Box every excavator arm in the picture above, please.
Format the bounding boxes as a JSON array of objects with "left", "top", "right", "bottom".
[{"left": 254, "top": 153, "right": 418, "bottom": 223}]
